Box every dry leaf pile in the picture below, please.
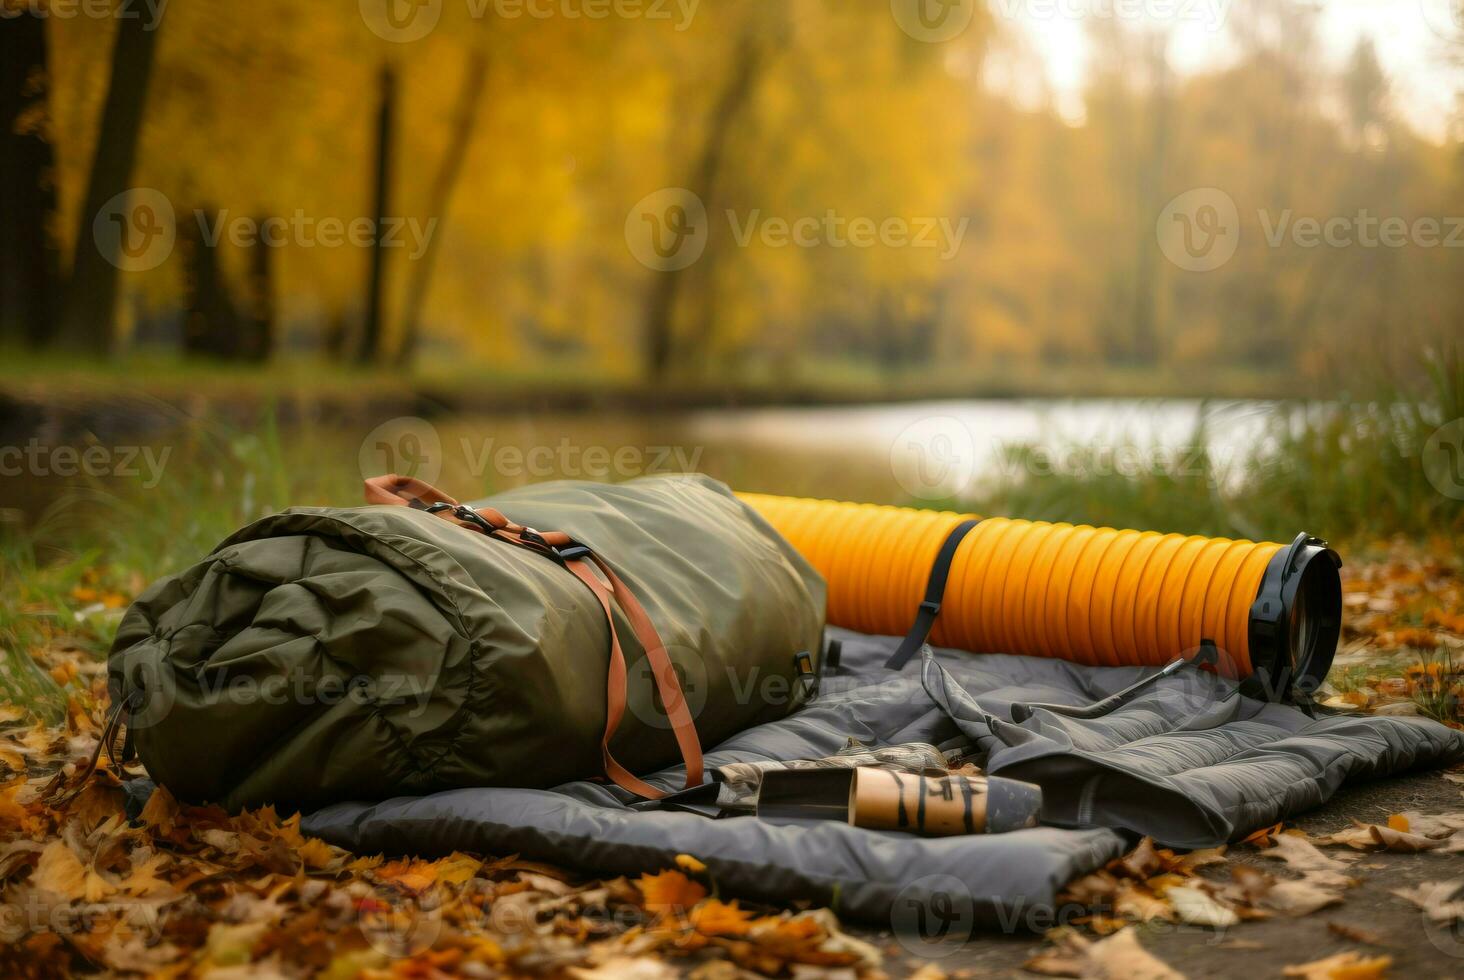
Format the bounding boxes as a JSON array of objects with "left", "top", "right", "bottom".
[
  {"left": 1327, "top": 549, "right": 1464, "bottom": 724},
  {"left": 1023, "top": 806, "right": 1464, "bottom": 980},
  {"left": 0, "top": 662, "right": 887, "bottom": 978}
]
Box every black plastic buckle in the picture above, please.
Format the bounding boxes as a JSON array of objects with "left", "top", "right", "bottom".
[
  {"left": 425, "top": 501, "right": 490, "bottom": 531},
  {"left": 918, "top": 599, "right": 941, "bottom": 616},
  {"left": 795, "top": 649, "right": 819, "bottom": 702}
]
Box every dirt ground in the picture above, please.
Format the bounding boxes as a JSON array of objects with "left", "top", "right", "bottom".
[{"left": 865, "top": 770, "right": 1464, "bottom": 978}]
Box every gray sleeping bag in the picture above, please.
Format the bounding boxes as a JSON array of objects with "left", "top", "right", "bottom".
[{"left": 302, "top": 628, "right": 1464, "bottom": 926}]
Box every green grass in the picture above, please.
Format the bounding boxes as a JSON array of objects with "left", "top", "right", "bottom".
[
  {"left": 966, "top": 348, "right": 1464, "bottom": 546},
  {"left": 0, "top": 346, "right": 1299, "bottom": 404}
]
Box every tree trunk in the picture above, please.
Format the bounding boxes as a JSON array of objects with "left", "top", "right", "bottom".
[
  {"left": 0, "top": 13, "right": 60, "bottom": 348},
  {"left": 360, "top": 63, "right": 397, "bottom": 365},
  {"left": 179, "top": 203, "right": 241, "bottom": 359},
  {"left": 396, "top": 49, "right": 487, "bottom": 368},
  {"left": 642, "top": 25, "right": 767, "bottom": 381},
  {"left": 1129, "top": 35, "right": 1170, "bottom": 365},
  {"left": 55, "top": 11, "right": 162, "bottom": 353},
  {"left": 242, "top": 216, "right": 275, "bottom": 362}
]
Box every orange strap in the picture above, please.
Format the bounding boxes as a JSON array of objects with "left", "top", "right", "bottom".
[{"left": 363, "top": 474, "right": 704, "bottom": 798}]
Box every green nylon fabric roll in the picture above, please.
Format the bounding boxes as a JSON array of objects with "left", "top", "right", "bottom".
[{"left": 107, "top": 474, "right": 826, "bottom": 812}]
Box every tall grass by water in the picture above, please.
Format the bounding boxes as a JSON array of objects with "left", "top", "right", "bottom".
[{"left": 976, "top": 348, "right": 1463, "bottom": 549}]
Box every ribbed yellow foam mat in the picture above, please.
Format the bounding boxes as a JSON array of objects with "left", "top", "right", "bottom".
[{"left": 738, "top": 493, "right": 1280, "bottom": 676}]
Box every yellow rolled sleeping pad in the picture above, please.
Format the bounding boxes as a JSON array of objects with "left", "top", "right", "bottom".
[{"left": 737, "top": 493, "right": 1343, "bottom": 699}]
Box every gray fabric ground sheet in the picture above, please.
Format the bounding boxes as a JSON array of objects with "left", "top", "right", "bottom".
[{"left": 302, "top": 629, "right": 1464, "bottom": 925}]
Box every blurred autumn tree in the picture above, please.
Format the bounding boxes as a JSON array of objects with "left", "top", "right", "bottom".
[{"left": 1, "top": 0, "right": 1459, "bottom": 388}]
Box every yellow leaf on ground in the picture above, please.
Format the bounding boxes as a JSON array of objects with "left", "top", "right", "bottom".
[
  {"left": 1086, "top": 928, "right": 1185, "bottom": 980},
  {"left": 1327, "top": 922, "right": 1385, "bottom": 945},
  {"left": 118, "top": 852, "right": 175, "bottom": 898},
  {"left": 432, "top": 851, "right": 483, "bottom": 885},
  {"left": 374, "top": 862, "right": 436, "bottom": 892},
  {"left": 1028, "top": 927, "right": 1184, "bottom": 980},
  {"left": 1174, "top": 846, "right": 1227, "bottom": 872},
  {"left": 1367, "top": 824, "right": 1443, "bottom": 853},
  {"left": 296, "top": 837, "right": 336, "bottom": 870},
  {"left": 690, "top": 899, "right": 754, "bottom": 937},
  {"left": 1166, "top": 885, "right": 1240, "bottom": 928},
  {"left": 1242, "top": 822, "right": 1283, "bottom": 847},
  {"left": 32, "top": 839, "right": 89, "bottom": 900},
  {"left": 1391, "top": 880, "right": 1464, "bottom": 923},
  {"left": 674, "top": 853, "right": 707, "bottom": 874},
  {"left": 138, "top": 785, "right": 180, "bottom": 835},
  {"left": 568, "top": 956, "right": 679, "bottom": 979},
  {"left": 1113, "top": 880, "right": 1175, "bottom": 923},
  {"left": 1385, "top": 813, "right": 1409, "bottom": 832},
  {"left": 202, "top": 920, "right": 269, "bottom": 968},
  {"left": 1282, "top": 951, "right": 1392, "bottom": 979},
  {"left": 1260, "top": 833, "right": 1358, "bottom": 873},
  {"left": 1263, "top": 875, "right": 1345, "bottom": 916},
  {"left": 636, "top": 869, "right": 707, "bottom": 915}
]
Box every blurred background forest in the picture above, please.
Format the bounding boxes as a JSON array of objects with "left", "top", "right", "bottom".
[
  {"left": 2, "top": 0, "right": 1460, "bottom": 392},
  {"left": 1, "top": 0, "right": 1462, "bottom": 589}
]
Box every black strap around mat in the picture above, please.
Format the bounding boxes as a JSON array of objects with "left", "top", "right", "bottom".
[{"left": 884, "top": 518, "right": 982, "bottom": 670}]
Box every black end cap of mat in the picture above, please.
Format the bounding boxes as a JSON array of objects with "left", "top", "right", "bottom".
[{"left": 1247, "top": 532, "right": 1343, "bottom": 703}]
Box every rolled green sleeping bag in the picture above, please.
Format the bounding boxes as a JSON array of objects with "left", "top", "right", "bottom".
[{"left": 107, "top": 474, "right": 826, "bottom": 812}]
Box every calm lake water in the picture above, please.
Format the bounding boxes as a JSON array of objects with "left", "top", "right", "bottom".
[
  {"left": 2, "top": 397, "right": 1284, "bottom": 521},
  {"left": 395, "top": 398, "right": 1282, "bottom": 505}
]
